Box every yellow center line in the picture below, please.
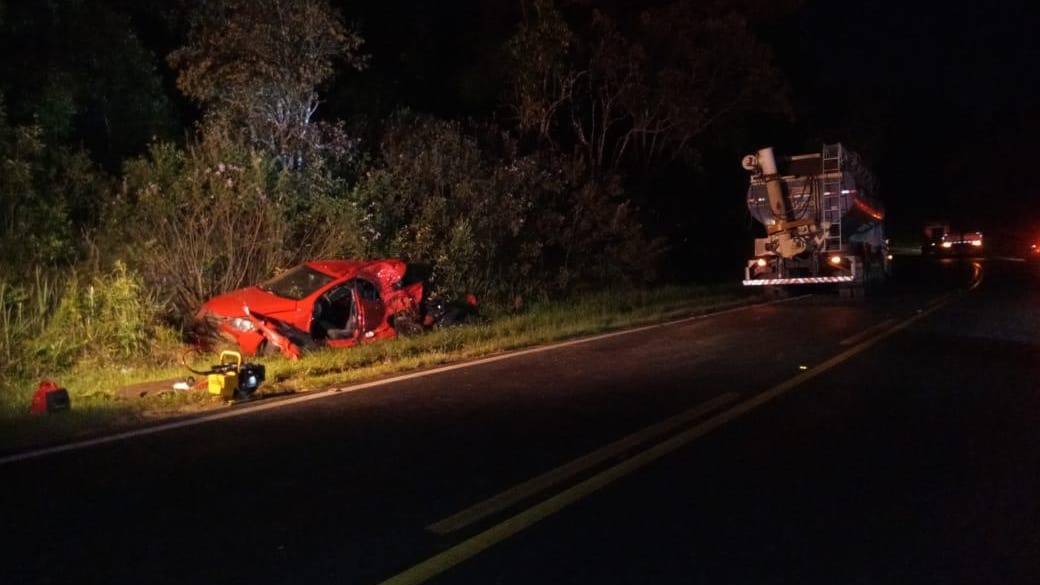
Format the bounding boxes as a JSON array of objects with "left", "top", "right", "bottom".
[
  {"left": 375, "top": 296, "right": 954, "bottom": 585},
  {"left": 839, "top": 318, "right": 897, "bottom": 346},
  {"left": 427, "top": 391, "right": 741, "bottom": 535}
]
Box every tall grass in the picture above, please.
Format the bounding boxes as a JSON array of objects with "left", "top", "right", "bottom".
[
  {"left": 0, "top": 270, "right": 58, "bottom": 375},
  {"left": 0, "top": 282, "right": 758, "bottom": 452},
  {"left": 31, "top": 262, "right": 181, "bottom": 370},
  {"left": 0, "top": 264, "right": 181, "bottom": 414},
  {"left": 0, "top": 270, "right": 58, "bottom": 415}
]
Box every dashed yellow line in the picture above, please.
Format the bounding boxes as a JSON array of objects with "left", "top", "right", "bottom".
[
  {"left": 376, "top": 296, "right": 953, "bottom": 585},
  {"left": 427, "top": 391, "right": 740, "bottom": 535}
]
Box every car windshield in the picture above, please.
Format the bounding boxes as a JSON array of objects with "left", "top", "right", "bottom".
[{"left": 259, "top": 265, "right": 335, "bottom": 300}]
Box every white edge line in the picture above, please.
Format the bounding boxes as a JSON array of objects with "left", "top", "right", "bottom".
[{"left": 0, "top": 294, "right": 811, "bottom": 467}]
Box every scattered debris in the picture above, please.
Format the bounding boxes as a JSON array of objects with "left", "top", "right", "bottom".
[
  {"left": 114, "top": 377, "right": 203, "bottom": 400},
  {"left": 171, "top": 378, "right": 195, "bottom": 392},
  {"left": 424, "top": 294, "right": 479, "bottom": 328}
]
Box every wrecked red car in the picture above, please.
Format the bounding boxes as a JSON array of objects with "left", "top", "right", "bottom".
[{"left": 197, "top": 259, "right": 431, "bottom": 359}]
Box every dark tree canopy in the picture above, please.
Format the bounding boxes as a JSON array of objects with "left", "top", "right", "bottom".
[
  {"left": 169, "top": 0, "right": 367, "bottom": 169},
  {"left": 0, "top": 0, "right": 177, "bottom": 167},
  {"left": 506, "top": 0, "right": 789, "bottom": 177}
]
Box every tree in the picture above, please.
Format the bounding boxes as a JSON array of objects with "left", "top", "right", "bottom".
[
  {"left": 0, "top": 93, "right": 109, "bottom": 275},
  {"left": 504, "top": 0, "right": 580, "bottom": 147},
  {"left": 623, "top": 3, "right": 789, "bottom": 170},
  {"left": 505, "top": 0, "right": 789, "bottom": 176},
  {"left": 0, "top": 0, "right": 177, "bottom": 167},
  {"left": 111, "top": 127, "right": 366, "bottom": 323},
  {"left": 169, "top": 0, "right": 367, "bottom": 169},
  {"left": 353, "top": 112, "right": 659, "bottom": 302}
]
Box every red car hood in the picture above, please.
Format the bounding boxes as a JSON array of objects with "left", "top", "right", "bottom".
[{"left": 199, "top": 286, "right": 298, "bottom": 319}]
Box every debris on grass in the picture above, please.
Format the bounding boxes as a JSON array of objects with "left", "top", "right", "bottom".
[{"left": 0, "top": 285, "right": 758, "bottom": 452}]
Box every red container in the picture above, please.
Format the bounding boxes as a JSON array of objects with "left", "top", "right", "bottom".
[{"left": 30, "top": 379, "right": 71, "bottom": 414}]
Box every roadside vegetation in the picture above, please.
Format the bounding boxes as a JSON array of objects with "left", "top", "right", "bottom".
[
  {"left": 0, "top": 284, "right": 757, "bottom": 450},
  {"left": 0, "top": 0, "right": 791, "bottom": 449}
]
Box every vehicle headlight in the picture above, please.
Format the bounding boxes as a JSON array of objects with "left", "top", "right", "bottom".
[
  {"left": 941, "top": 241, "right": 953, "bottom": 248},
  {"left": 230, "top": 317, "right": 256, "bottom": 332}
]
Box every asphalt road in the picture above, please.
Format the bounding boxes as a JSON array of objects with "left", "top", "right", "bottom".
[{"left": 2, "top": 257, "right": 1038, "bottom": 584}]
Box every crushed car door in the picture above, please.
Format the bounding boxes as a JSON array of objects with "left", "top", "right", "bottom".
[
  {"left": 354, "top": 277, "right": 385, "bottom": 334},
  {"left": 317, "top": 284, "right": 362, "bottom": 348}
]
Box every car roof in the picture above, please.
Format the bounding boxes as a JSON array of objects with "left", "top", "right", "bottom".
[
  {"left": 306, "top": 260, "right": 367, "bottom": 278},
  {"left": 304, "top": 259, "right": 408, "bottom": 283}
]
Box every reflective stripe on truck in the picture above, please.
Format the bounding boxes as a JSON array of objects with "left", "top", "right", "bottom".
[{"left": 742, "top": 276, "right": 855, "bottom": 286}]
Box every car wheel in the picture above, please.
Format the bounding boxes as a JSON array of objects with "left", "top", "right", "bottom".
[{"left": 391, "top": 311, "right": 424, "bottom": 337}]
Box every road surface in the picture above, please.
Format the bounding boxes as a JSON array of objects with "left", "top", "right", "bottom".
[{"left": 2, "top": 257, "right": 1038, "bottom": 584}]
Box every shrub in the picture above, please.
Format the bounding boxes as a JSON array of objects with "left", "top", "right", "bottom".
[
  {"left": 0, "top": 97, "right": 109, "bottom": 278},
  {"left": 0, "top": 264, "right": 179, "bottom": 384},
  {"left": 0, "top": 271, "right": 57, "bottom": 379},
  {"left": 108, "top": 128, "right": 367, "bottom": 325},
  {"left": 353, "top": 112, "right": 661, "bottom": 304},
  {"left": 30, "top": 263, "right": 179, "bottom": 370}
]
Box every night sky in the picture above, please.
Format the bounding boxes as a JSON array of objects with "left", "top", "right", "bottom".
[{"left": 770, "top": 0, "right": 1039, "bottom": 242}]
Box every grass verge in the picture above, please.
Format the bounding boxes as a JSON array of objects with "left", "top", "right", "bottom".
[{"left": 0, "top": 284, "right": 759, "bottom": 454}]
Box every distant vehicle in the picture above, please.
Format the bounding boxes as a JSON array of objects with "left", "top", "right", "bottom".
[
  {"left": 741, "top": 143, "right": 889, "bottom": 297},
  {"left": 921, "top": 221, "right": 983, "bottom": 256},
  {"left": 196, "top": 259, "right": 473, "bottom": 359}
]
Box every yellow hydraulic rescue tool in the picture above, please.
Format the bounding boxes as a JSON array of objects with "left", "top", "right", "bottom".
[
  {"left": 180, "top": 348, "right": 266, "bottom": 400},
  {"left": 207, "top": 351, "right": 243, "bottom": 400}
]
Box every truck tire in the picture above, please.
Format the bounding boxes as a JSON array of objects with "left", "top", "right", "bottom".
[{"left": 763, "top": 286, "right": 789, "bottom": 300}]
